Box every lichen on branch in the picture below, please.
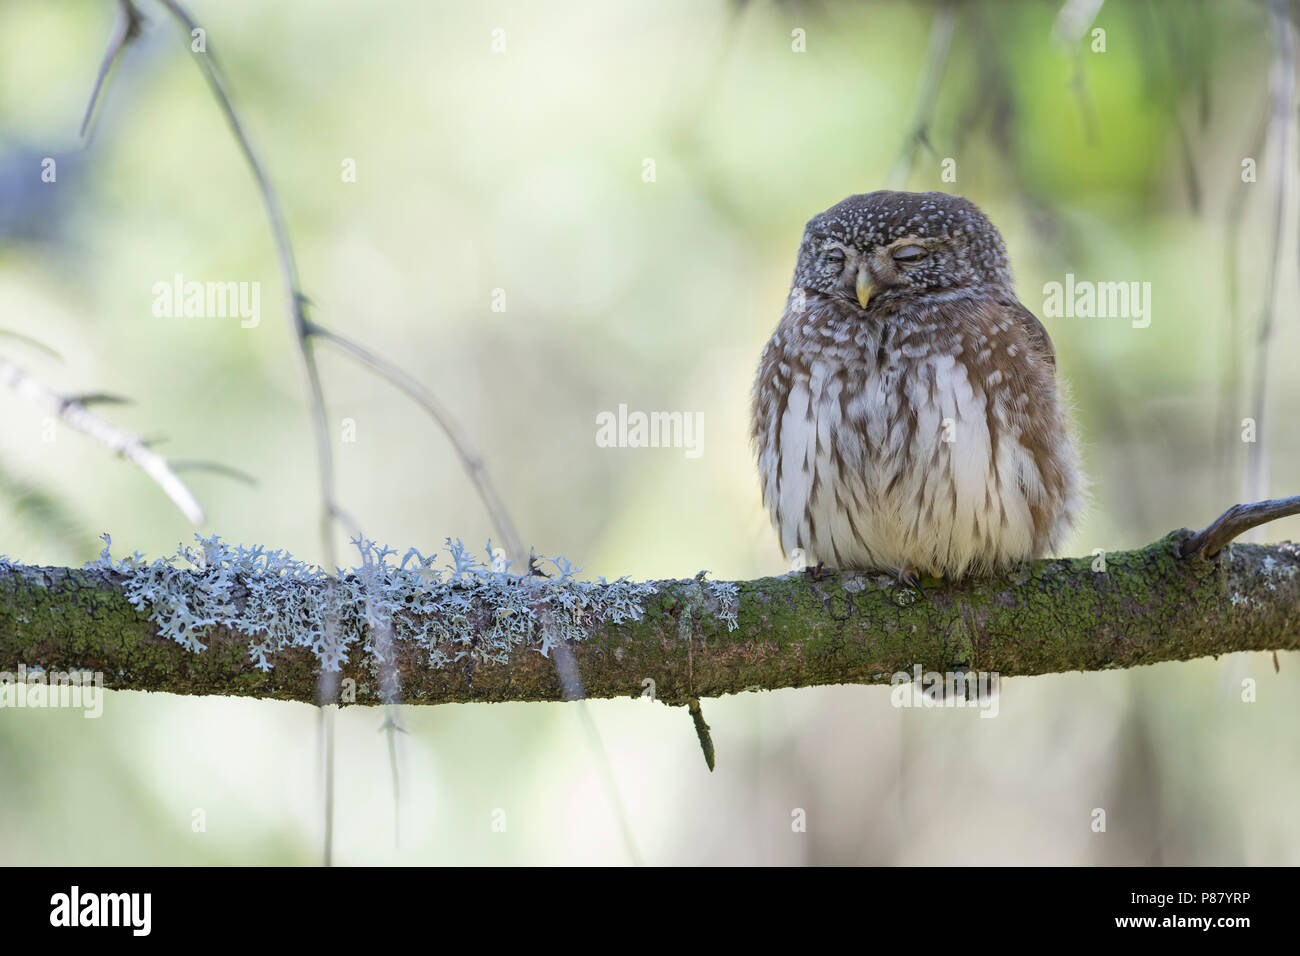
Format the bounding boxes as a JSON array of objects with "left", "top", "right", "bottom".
[
  {"left": 87, "top": 534, "right": 715, "bottom": 673},
  {"left": 0, "top": 530, "right": 1295, "bottom": 707}
]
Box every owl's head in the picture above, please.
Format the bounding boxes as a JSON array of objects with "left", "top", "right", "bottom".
[{"left": 792, "top": 191, "right": 1013, "bottom": 311}]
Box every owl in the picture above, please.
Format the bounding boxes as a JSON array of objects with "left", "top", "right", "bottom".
[{"left": 752, "top": 191, "right": 1083, "bottom": 585}]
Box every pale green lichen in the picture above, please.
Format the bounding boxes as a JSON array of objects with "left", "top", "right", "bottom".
[
  {"left": 1260, "top": 554, "right": 1298, "bottom": 590},
  {"left": 702, "top": 579, "right": 740, "bottom": 631},
  {"left": 91, "top": 535, "right": 658, "bottom": 672},
  {"left": 672, "top": 571, "right": 740, "bottom": 636}
]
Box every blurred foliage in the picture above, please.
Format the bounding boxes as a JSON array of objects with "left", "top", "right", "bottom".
[{"left": 0, "top": 0, "right": 1296, "bottom": 864}]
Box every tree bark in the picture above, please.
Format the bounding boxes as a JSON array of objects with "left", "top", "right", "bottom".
[{"left": 1, "top": 530, "right": 1297, "bottom": 706}]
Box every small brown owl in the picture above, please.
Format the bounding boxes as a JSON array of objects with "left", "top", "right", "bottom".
[{"left": 752, "top": 191, "right": 1083, "bottom": 584}]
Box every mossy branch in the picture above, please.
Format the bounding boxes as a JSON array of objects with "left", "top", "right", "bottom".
[{"left": 1, "top": 529, "right": 1297, "bottom": 706}]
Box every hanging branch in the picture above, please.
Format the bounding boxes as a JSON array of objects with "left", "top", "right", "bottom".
[
  {"left": 149, "top": 0, "right": 524, "bottom": 571},
  {"left": 80, "top": 0, "right": 145, "bottom": 138},
  {"left": 1242, "top": 0, "right": 1296, "bottom": 523},
  {"left": 0, "top": 354, "right": 205, "bottom": 524},
  {"left": 121, "top": 0, "right": 606, "bottom": 860},
  {"left": 886, "top": 0, "right": 957, "bottom": 189}
]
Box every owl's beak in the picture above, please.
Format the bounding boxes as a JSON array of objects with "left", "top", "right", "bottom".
[{"left": 855, "top": 264, "right": 876, "bottom": 309}]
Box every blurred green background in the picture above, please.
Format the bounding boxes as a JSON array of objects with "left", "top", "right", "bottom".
[{"left": 1, "top": 0, "right": 1298, "bottom": 864}]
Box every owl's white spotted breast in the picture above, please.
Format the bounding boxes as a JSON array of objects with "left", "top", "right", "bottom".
[{"left": 753, "top": 291, "right": 1081, "bottom": 578}]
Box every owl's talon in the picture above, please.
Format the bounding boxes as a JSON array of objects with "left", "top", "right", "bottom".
[
  {"left": 804, "top": 562, "right": 827, "bottom": 583},
  {"left": 899, "top": 567, "right": 925, "bottom": 596}
]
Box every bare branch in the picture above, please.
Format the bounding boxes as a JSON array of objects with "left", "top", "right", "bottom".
[
  {"left": 0, "top": 354, "right": 204, "bottom": 524},
  {"left": 1051, "top": 0, "right": 1103, "bottom": 145},
  {"left": 1243, "top": 0, "right": 1296, "bottom": 523},
  {"left": 168, "top": 460, "right": 259, "bottom": 486},
  {"left": 150, "top": 0, "right": 525, "bottom": 574},
  {"left": 81, "top": 0, "right": 146, "bottom": 138},
  {"left": 0, "top": 330, "right": 62, "bottom": 361},
  {"left": 150, "top": 0, "right": 330, "bottom": 546},
  {"left": 1182, "top": 495, "right": 1300, "bottom": 558},
  {"left": 310, "top": 324, "right": 525, "bottom": 567},
  {"left": 886, "top": 1, "right": 956, "bottom": 189},
  {"left": 146, "top": 0, "right": 531, "bottom": 865},
  {"left": 63, "top": 392, "right": 129, "bottom": 406},
  {"left": 1218, "top": 102, "right": 1270, "bottom": 500},
  {"left": 3, "top": 527, "right": 1298, "bottom": 705}
]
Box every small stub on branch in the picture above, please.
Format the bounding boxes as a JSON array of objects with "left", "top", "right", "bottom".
[
  {"left": 688, "top": 697, "right": 716, "bottom": 772},
  {"left": 1182, "top": 495, "right": 1300, "bottom": 558}
]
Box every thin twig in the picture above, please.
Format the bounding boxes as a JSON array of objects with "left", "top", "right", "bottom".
[
  {"left": 1133, "top": 0, "right": 1202, "bottom": 210},
  {"left": 0, "top": 329, "right": 62, "bottom": 361},
  {"left": 379, "top": 710, "right": 405, "bottom": 849},
  {"left": 310, "top": 325, "right": 525, "bottom": 566},
  {"left": 147, "top": 0, "right": 528, "bottom": 867},
  {"left": 573, "top": 702, "right": 644, "bottom": 864},
  {"left": 1243, "top": 0, "right": 1295, "bottom": 524},
  {"left": 1219, "top": 104, "right": 1270, "bottom": 501},
  {"left": 152, "top": 0, "right": 331, "bottom": 547},
  {"left": 1181, "top": 495, "right": 1300, "bottom": 558},
  {"left": 168, "top": 459, "right": 259, "bottom": 486},
  {"left": 886, "top": 1, "right": 956, "bottom": 189},
  {"left": 80, "top": 0, "right": 146, "bottom": 138},
  {"left": 152, "top": 0, "right": 525, "bottom": 570},
  {"left": 550, "top": 633, "right": 644, "bottom": 861},
  {"left": 959, "top": 7, "right": 1071, "bottom": 251},
  {"left": 149, "top": 0, "right": 351, "bottom": 867},
  {"left": 1051, "top": 0, "right": 1103, "bottom": 146},
  {"left": 0, "top": 354, "right": 204, "bottom": 524}
]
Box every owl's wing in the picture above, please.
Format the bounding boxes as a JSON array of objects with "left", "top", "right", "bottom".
[{"left": 1000, "top": 298, "right": 1056, "bottom": 373}]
